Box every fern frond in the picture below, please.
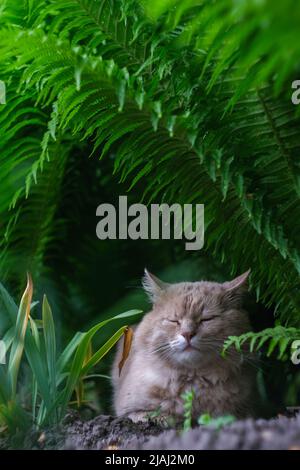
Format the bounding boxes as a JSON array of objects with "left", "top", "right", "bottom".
[
  {"left": 142, "top": 0, "right": 300, "bottom": 100},
  {"left": 223, "top": 326, "right": 300, "bottom": 360},
  {"left": 0, "top": 0, "right": 300, "bottom": 328},
  {"left": 0, "top": 72, "right": 72, "bottom": 282},
  {"left": 0, "top": 79, "right": 47, "bottom": 213},
  {"left": 0, "top": 135, "right": 73, "bottom": 282}
]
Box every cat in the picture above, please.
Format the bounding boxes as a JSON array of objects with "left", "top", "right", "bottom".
[{"left": 112, "top": 269, "right": 256, "bottom": 423}]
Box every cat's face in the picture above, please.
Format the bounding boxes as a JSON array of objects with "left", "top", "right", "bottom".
[{"left": 140, "top": 270, "right": 251, "bottom": 369}]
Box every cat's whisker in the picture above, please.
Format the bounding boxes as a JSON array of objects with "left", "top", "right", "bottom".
[
  {"left": 152, "top": 345, "right": 173, "bottom": 362},
  {"left": 149, "top": 343, "right": 172, "bottom": 356},
  {"left": 201, "top": 343, "right": 263, "bottom": 372},
  {"left": 170, "top": 341, "right": 182, "bottom": 349}
]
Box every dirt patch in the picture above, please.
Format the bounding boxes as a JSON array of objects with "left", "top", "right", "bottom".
[
  {"left": 128, "top": 415, "right": 300, "bottom": 450},
  {"left": 64, "top": 414, "right": 165, "bottom": 450},
  {"left": 2, "top": 412, "right": 300, "bottom": 450},
  {"left": 5, "top": 413, "right": 165, "bottom": 450}
]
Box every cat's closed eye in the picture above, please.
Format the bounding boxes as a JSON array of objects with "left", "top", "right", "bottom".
[
  {"left": 162, "top": 318, "right": 180, "bottom": 325},
  {"left": 201, "top": 315, "right": 219, "bottom": 323}
]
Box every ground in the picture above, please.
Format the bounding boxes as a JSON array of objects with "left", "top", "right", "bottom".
[{"left": 3, "top": 412, "right": 300, "bottom": 450}]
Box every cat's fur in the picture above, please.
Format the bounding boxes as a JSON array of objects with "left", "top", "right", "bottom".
[{"left": 112, "top": 269, "right": 256, "bottom": 423}]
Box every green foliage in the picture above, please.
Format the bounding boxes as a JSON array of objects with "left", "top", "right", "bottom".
[
  {"left": 223, "top": 325, "right": 300, "bottom": 360},
  {"left": 198, "top": 413, "right": 236, "bottom": 430},
  {"left": 181, "top": 388, "right": 195, "bottom": 431},
  {"left": 0, "top": 275, "right": 32, "bottom": 432},
  {"left": 182, "top": 392, "right": 236, "bottom": 431},
  {"left": 1, "top": 0, "right": 299, "bottom": 438},
  {"left": 0, "top": 0, "right": 300, "bottom": 376},
  {"left": 0, "top": 276, "right": 142, "bottom": 432},
  {"left": 142, "top": 0, "right": 300, "bottom": 101}
]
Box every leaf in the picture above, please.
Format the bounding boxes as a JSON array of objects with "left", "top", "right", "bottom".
[
  {"left": 198, "top": 414, "right": 236, "bottom": 430},
  {"left": 81, "top": 326, "right": 127, "bottom": 377},
  {"left": 0, "top": 282, "right": 18, "bottom": 324},
  {"left": 198, "top": 413, "right": 212, "bottom": 426},
  {"left": 59, "top": 309, "right": 142, "bottom": 418},
  {"left": 118, "top": 327, "right": 134, "bottom": 377},
  {"left": 56, "top": 332, "right": 85, "bottom": 383},
  {"left": 42, "top": 295, "right": 57, "bottom": 400},
  {"left": 29, "top": 317, "right": 40, "bottom": 350},
  {"left": 25, "top": 331, "right": 52, "bottom": 413},
  {"left": 8, "top": 273, "right": 33, "bottom": 397}
]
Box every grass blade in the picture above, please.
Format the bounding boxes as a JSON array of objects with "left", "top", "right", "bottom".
[
  {"left": 25, "top": 332, "right": 52, "bottom": 414},
  {"left": 29, "top": 317, "right": 40, "bottom": 422},
  {"left": 81, "top": 326, "right": 127, "bottom": 376},
  {"left": 2, "top": 326, "right": 14, "bottom": 351},
  {"left": 42, "top": 295, "right": 56, "bottom": 401},
  {"left": 29, "top": 317, "right": 40, "bottom": 350},
  {"left": 8, "top": 274, "right": 33, "bottom": 397},
  {"left": 0, "top": 368, "right": 9, "bottom": 404},
  {"left": 56, "top": 332, "right": 85, "bottom": 382}
]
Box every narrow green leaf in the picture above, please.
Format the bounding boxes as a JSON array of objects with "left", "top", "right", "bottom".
[
  {"left": 42, "top": 295, "right": 57, "bottom": 400},
  {"left": 59, "top": 309, "right": 142, "bottom": 418},
  {"left": 8, "top": 274, "right": 33, "bottom": 397},
  {"left": 81, "top": 326, "right": 127, "bottom": 376}
]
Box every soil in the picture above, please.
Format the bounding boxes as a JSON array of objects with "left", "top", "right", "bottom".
[{"left": 3, "top": 411, "right": 300, "bottom": 450}]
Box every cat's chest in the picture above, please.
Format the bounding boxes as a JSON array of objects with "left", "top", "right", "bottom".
[
  {"left": 171, "top": 371, "right": 223, "bottom": 396},
  {"left": 149, "top": 368, "right": 239, "bottom": 416},
  {"left": 150, "top": 368, "right": 224, "bottom": 401}
]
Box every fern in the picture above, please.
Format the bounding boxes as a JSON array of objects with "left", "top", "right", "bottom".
[
  {"left": 198, "top": 413, "right": 235, "bottom": 429},
  {"left": 142, "top": 0, "right": 300, "bottom": 102},
  {"left": 0, "top": 0, "right": 300, "bottom": 331},
  {"left": 0, "top": 79, "right": 74, "bottom": 283},
  {"left": 181, "top": 388, "right": 195, "bottom": 431},
  {"left": 223, "top": 326, "right": 300, "bottom": 360}
]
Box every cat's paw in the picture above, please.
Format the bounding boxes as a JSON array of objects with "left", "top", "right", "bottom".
[
  {"left": 126, "top": 411, "right": 173, "bottom": 428},
  {"left": 126, "top": 411, "right": 150, "bottom": 423},
  {"left": 149, "top": 414, "right": 174, "bottom": 428}
]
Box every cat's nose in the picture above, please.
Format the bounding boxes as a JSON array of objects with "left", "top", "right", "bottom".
[{"left": 181, "top": 331, "right": 196, "bottom": 344}]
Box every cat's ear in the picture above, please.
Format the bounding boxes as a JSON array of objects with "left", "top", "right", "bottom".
[
  {"left": 223, "top": 270, "right": 250, "bottom": 292},
  {"left": 222, "top": 270, "right": 250, "bottom": 307},
  {"left": 142, "top": 268, "right": 169, "bottom": 302}
]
